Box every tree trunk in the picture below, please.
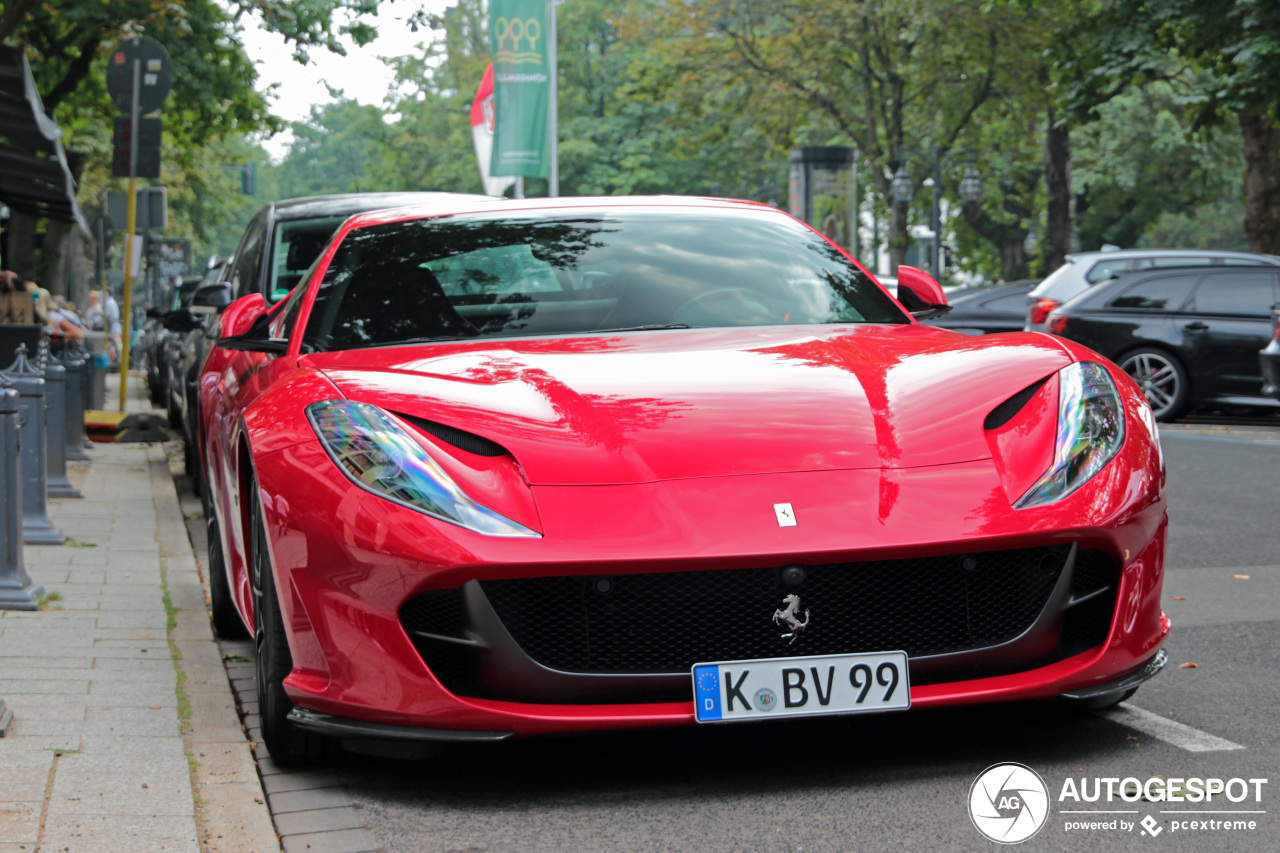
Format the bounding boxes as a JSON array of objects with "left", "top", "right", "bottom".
[
  {"left": 39, "top": 219, "right": 72, "bottom": 299},
  {"left": 962, "top": 203, "right": 1033, "bottom": 281},
  {"left": 4, "top": 210, "right": 39, "bottom": 281},
  {"left": 889, "top": 201, "right": 909, "bottom": 274},
  {"left": 1240, "top": 110, "right": 1280, "bottom": 255},
  {"left": 1043, "top": 110, "right": 1071, "bottom": 274}
]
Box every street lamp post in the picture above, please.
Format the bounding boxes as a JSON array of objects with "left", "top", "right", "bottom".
[{"left": 888, "top": 146, "right": 982, "bottom": 278}]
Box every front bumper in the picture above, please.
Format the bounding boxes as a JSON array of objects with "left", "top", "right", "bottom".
[{"left": 250, "top": 415, "right": 1168, "bottom": 737}]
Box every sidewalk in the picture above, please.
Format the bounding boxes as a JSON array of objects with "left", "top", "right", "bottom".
[{"left": 0, "top": 372, "right": 278, "bottom": 852}]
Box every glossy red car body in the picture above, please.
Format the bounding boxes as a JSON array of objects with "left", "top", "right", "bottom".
[{"left": 199, "top": 196, "right": 1168, "bottom": 739}]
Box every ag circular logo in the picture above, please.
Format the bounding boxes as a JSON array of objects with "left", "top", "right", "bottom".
[
  {"left": 753, "top": 688, "right": 778, "bottom": 712},
  {"left": 968, "top": 763, "right": 1050, "bottom": 844}
]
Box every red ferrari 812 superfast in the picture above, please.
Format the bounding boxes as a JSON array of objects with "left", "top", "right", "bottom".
[{"left": 197, "top": 196, "right": 1169, "bottom": 765}]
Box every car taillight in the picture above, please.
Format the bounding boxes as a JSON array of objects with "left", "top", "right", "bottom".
[
  {"left": 1272, "top": 311, "right": 1280, "bottom": 340},
  {"left": 1047, "top": 313, "right": 1070, "bottom": 336},
  {"left": 1028, "top": 298, "right": 1061, "bottom": 326}
]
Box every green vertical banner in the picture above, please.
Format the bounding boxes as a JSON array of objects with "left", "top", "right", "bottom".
[{"left": 489, "top": 0, "right": 549, "bottom": 178}]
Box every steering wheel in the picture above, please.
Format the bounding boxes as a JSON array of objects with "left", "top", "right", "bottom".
[{"left": 673, "top": 287, "right": 774, "bottom": 325}]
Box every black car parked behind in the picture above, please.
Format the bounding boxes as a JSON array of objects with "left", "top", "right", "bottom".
[{"left": 1044, "top": 265, "right": 1280, "bottom": 420}]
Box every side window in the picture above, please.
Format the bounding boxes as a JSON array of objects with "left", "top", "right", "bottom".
[
  {"left": 230, "top": 215, "right": 266, "bottom": 300},
  {"left": 1108, "top": 275, "right": 1199, "bottom": 311},
  {"left": 270, "top": 256, "right": 325, "bottom": 341},
  {"left": 1086, "top": 258, "right": 1152, "bottom": 284},
  {"left": 1187, "top": 271, "right": 1279, "bottom": 316}
]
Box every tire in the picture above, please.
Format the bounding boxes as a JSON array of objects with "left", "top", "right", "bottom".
[
  {"left": 249, "top": 477, "right": 330, "bottom": 766},
  {"left": 206, "top": 513, "right": 249, "bottom": 640},
  {"left": 1118, "top": 349, "right": 1189, "bottom": 421}
]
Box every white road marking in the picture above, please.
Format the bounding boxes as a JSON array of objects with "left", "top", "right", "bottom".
[{"left": 1098, "top": 703, "right": 1245, "bottom": 753}]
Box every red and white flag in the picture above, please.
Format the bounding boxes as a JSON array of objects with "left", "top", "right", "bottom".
[{"left": 471, "top": 63, "right": 516, "bottom": 197}]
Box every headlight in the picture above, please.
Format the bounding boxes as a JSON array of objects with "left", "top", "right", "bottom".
[
  {"left": 1015, "top": 362, "right": 1125, "bottom": 509},
  {"left": 306, "top": 400, "right": 540, "bottom": 538}
]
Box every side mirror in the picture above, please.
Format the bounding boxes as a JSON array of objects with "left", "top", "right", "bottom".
[
  {"left": 191, "top": 282, "right": 232, "bottom": 313},
  {"left": 220, "top": 293, "right": 267, "bottom": 339},
  {"left": 896, "top": 266, "right": 951, "bottom": 320},
  {"left": 162, "top": 309, "right": 199, "bottom": 333}
]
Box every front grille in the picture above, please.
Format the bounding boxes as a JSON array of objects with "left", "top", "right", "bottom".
[{"left": 479, "top": 545, "right": 1072, "bottom": 673}]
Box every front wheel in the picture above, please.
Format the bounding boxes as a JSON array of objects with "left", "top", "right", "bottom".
[
  {"left": 206, "top": 511, "right": 248, "bottom": 640},
  {"left": 1119, "top": 349, "right": 1189, "bottom": 421},
  {"left": 249, "top": 476, "right": 330, "bottom": 766}
]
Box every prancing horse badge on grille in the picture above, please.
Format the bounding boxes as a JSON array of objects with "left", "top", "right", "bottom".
[{"left": 772, "top": 594, "right": 810, "bottom": 644}]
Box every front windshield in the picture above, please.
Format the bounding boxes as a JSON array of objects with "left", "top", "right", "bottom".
[{"left": 301, "top": 207, "right": 906, "bottom": 352}]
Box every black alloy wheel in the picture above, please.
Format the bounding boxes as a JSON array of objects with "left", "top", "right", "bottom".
[
  {"left": 1119, "top": 348, "right": 1189, "bottom": 421},
  {"left": 249, "top": 476, "right": 329, "bottom": 766}
]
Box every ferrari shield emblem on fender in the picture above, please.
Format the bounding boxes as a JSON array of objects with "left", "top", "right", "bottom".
[
  {"left": 773, "top": 503, "right": 797, "bottom": 527},
  {"left": 772, "top": 594, "right": 810, "bottom": 644}
]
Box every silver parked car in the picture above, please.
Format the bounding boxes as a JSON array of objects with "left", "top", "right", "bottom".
[{"left": 1024, "top": 249, "right": 1280, "bottom": 331}]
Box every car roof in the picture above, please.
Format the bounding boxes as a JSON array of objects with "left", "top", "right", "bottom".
[
  {"left": 269, "top": 192, "right": 493, "bottom": 222},
  {"left": 341, "top": 195, "right": 780, "bottom": 231},
  {"left": 1066, "top": 248, "right": 1280, "bottom": 265}
]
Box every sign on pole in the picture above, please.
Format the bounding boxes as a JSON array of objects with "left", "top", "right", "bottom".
[
  {"left": 105, "top": 38, "right": 174, "bottom": 115},
  {"left": 489, "top": 0, "right": 550, "bottom": 178},
  {"left": 105, "top": 36, "right": 172, "bottom": 411}
]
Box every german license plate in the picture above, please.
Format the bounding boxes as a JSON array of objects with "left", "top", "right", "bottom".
[{"left": 692, "top": 651, "right": 910, "bottom": 723}]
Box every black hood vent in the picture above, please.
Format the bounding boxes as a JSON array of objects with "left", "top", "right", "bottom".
[{"left": 396, "top": 413, "right": 508, "bottom": 457}]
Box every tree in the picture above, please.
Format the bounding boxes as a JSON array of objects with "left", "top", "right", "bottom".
[
  {"left": 1079, "top": 0, "right": 1280, "bottom": 253},
  {"left": 622, "top": 0, "right": 1010, "bottom": 273}
]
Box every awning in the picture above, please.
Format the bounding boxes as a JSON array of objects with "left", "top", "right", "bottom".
[{"left": 0, "top": 45, "right": 89, "bottom": 234}]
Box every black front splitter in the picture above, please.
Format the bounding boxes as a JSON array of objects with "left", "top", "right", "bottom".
[{"left": 287, "top": 707, "right": 515, "bottom": 743}]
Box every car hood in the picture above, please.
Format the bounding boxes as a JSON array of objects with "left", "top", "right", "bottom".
[{"left": 308, "top": 326, "right": 1072, "bottom": 486}]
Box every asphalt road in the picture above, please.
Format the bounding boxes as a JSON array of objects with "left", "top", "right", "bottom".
[{"left": 299, "top": 424, "right": 1280, "bottom": 851}]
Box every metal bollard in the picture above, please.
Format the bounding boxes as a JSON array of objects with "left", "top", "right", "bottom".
[
  {"left": 0, "top": 379, "right": 43, "bottom": 609},
  {"left": 2, "top": 345, "right": 64, "bottom": 545},
  {"left": 60, "top": 346, "right": 91, "bottom": 461},
  {"left": 39, "top": 342, "right": 81, "bottom": 499},
  {"left": 75, "top": 340, "right": 94, "bottom": 447}
]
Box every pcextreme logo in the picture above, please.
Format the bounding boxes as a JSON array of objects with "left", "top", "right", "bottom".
[{"left": 969, "top": 764, "right": 1269, "bottom": 843}]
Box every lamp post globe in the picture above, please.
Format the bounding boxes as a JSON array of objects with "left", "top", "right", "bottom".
[
  {"left": 889, "top": 166, "right": 914, "bottom": 204},
  {"left": 958, "top": 168, "right": 983, "bottom": 204}
]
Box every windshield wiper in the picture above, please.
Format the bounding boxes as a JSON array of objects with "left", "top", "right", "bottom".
[{"left": 591, "top": 323, "right": 691, "bottom": 334}]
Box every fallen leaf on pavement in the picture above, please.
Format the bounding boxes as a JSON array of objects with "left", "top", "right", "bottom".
[
  {"left": 149, "top": 706, "right": 160, "bottom": 710},
  {"left": 1234, "top": 574, "right": 1250, "bottom": 580},
  {"left": 1178, "top": 662, "right": 1199, "bottom": 669},
  {"left": 1173, "top": 596, "right": 1185, "bottom": 600}
]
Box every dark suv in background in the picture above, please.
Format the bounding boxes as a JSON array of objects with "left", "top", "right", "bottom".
[
  {"left": 169, "top": 192, "right": 488, "bottom": 488},
  {"left": 1044, "top": 265, "right": 1280, "bottom": 420}
]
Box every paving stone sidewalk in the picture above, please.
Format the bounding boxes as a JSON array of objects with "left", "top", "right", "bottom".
[{"left": 0, "top": 373, "right": 278, "bottom": 853}]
